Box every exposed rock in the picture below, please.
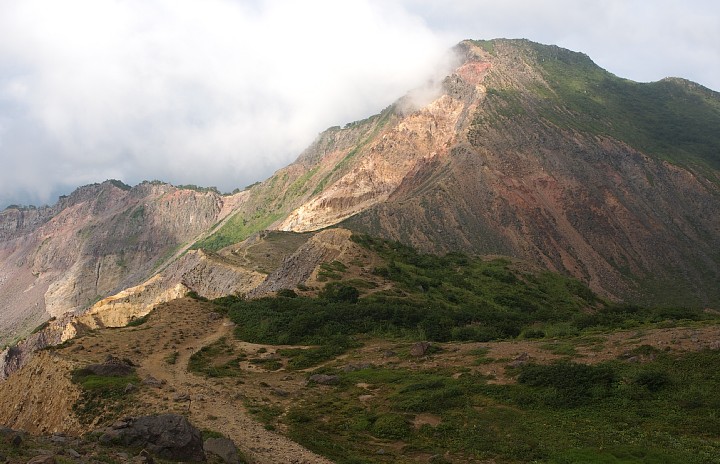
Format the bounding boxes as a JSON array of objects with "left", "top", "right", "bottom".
[
  {"left": 410, "top": 342, "right": 433, "bottom": 357},
  {"left": 142, "top": 375, "right": 165, "bottom": 388},
  {"left": 204, "top": 437, "right": 241, "bottom": 464},
  {"left": 97, "top": 414, "right": 204, "bottom": 462},
  {"left": 173, "top": 393, "right": 191, "bottom": 402},
  {"left": 509, "top": 352, "right": 530, "bottom": 367},
  {"left": 342, "top": 363, "right": 373, "bottom": 372},
  {"left": 26, "top": 456, "right": 55, "bottom": 464},
  {"left": 0, "top": 180, "right": 243, "bottom": 348},
  {"left": 248, "top": 228, "right": 358, "bottom": 297},
  {"left": 134, "top": 449, "right": 155, "bottom": 464},
  {"left": 84, "top": 356, "right": 135, "bottom": 377}
]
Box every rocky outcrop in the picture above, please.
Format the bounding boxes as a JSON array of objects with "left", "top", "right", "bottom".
[
  {"left": 248, "top": 228, "right": 359, "bottom": 297},
  {"left": 204, "top": 437, "right": 241, "bottom": 464},
  {"left": 97, "top": 415, "right": 205, "bottom": 462},
  {"left": 162, "top": 249, "right": 266, "bottom": 300}
]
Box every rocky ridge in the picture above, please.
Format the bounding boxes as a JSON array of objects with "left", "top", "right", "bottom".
[{"left": 0, "top": 181, "right": 244, "bottom": 346}]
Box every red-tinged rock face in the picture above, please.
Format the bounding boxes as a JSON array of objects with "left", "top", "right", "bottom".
[{"left": 455, "top": 61, "right": 492, "bottom": 86}]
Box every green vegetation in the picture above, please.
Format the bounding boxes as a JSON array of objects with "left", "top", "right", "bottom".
[
  {"left": 188, "top": 337, "right": 245, "bottom": 378},
  {"left": 164, "top": 350, "right": 179, "bottom": 365},
  {"left": 317, "top": 260, "right": 348, "bottom": 281},
  {"left": 213, "top": 234, "right": 716, "bottom": 367},
  {"left": 281, "top": 348, "right": 720, "bottom": 463},
  {"left": 126, "top": 313, "right": 150, "bottom": 327},
  {"left": 71, "top": 368, "right": 139, "bottom": 425},
  {"left": 479, "top": 41, "right": 720, "bottom": 174},
  {"left": 202, "top": 234, "right": 720, "bottom": 461},
  {"left": 108, "top": 179, "right": 131, "bottom": 190},
  {"left": 191, "top": 209, "right": 285, "bottom": 251},
  {"left": 175, "top": 184, "right": 221, "bottom": 194}
]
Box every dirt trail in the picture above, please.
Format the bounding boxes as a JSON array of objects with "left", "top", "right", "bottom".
[{"left": 138, "top": 311, "right": 333, "bottom": 464}]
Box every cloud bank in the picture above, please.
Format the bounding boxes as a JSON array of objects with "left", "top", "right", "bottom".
[
  {"left": 0, "top": 0, "right": 450, "bottom": 206},
  {"left": 1, "top": 0, "right": 718, "bottom": 208}
]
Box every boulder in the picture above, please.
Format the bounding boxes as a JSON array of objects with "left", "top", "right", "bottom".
[
  {"left": 410, "top": 341, "right": 432, "bottom": 357},
  {"left": 98, "top": 414, "right": 204, "bottom": 462},
  {"left": 204, "top": 437, "right": 240, "bottom": 464},
  {"left": 26, "top": 456, "right": 55, "bottom": 464}
]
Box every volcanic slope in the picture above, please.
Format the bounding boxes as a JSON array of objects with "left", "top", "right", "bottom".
[{"left": 200, "top": 39, "right": 720, "bottom": 306}]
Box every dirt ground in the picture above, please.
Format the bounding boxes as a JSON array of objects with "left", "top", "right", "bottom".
[
  {"left": 8, "top": 296, "right": 720, "bottom": 463},
  {"left": 58, "top": 298, "right": 332, "bottom": 464}
]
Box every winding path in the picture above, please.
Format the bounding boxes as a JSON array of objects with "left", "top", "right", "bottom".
[{"left": 140, "top": 317, "right": 333, "bottom": 464}]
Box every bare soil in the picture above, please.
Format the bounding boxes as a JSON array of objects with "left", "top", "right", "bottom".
[{"left": 4, "top": 295, "right": 719, "bottom": 463}]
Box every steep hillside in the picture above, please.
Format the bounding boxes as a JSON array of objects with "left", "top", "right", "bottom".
[
  {"left": 0, "top": 180, "right": 243, "bottom": 346},
  {"left": 261, "top": 39, "right": 720, "bottom": 306}
]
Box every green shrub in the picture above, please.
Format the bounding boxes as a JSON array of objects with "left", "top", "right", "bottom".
[
  {"left": 372, "top": 413, "right": 410, "bottom": 439},
  {"left": 276, "top": 288, "right": 298, "bottom": 298},
  {"left": 319, "top": 283, "right": 360, "bottom": 303},
  {"left": 518, "top": 361, "right": 617, "bottom": 407},
  {"left": 633, "top": 370, "right": 672, "bottom": 392}
]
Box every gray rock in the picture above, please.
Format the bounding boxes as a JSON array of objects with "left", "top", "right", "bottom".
[
  {"left": 173, "top": 393, "right": 191, "bottom": 402},
  {"left": 509, "top": 352, "right": 530, "bottom": 367},
  {"left": 342, "top": 363, "right": 372, "bottom": 372},
  {"left": 410, "top": 341, "right": 432, "bottom": 357},
  {"left": 49, "top": 435, "right": 67, "bottom": 443},
  {"left": 124, "top": 383, "right": 138, "bottom": 393},
  {"left": 204, "top": 437, "right": 240, "bottom": 464},
  {"left": 26, "top": 456, "right": 55, "bottom": 464},
  {"left": 142, "top": 375, "right": 165, "bottom": 388},
  {"left": 98, "top": 414, "right": 204, "bottom": 462},
  {"left": 308, "top": 374, "right": 340, "bottom": 385},
  {"left": 65, "top": 449, "right": 81, "bottom": 458},
  {"left": 134, "top": 449, "right": 155, "bottom": 464}
]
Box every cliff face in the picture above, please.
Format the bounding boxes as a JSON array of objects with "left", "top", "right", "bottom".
[{"left": 0, "top": 181, "right": 240, "bottom": 345}]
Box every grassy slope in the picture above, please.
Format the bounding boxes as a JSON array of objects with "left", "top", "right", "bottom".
[
  {"left": 487, "top": 40, "right": 720, "bottom": 176},
  {"left": 208, "top": 234, "right": 720, "bottom": 463}
]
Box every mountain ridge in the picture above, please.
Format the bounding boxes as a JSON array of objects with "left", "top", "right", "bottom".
[{"left": 2, "top": 37, "right": 719, "bottom": 349}]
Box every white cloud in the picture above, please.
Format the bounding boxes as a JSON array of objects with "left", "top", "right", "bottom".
[
  {"left": 1, "top": 0, "right": 718, "bottom": 207},
  {"left": 0, "top": 0, "right": 449, "bottom": 206},
  {"left": 399, "top": 0, "right": 720, "bottom": 88}
]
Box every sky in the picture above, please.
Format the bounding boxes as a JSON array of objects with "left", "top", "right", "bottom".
[{"left": 1, "top": 0, "right": 718, "bottom": 208}]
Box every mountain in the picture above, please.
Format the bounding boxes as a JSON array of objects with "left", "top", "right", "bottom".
[
  {"left": 1, "top": 230, "right": 719, "bottom": 463},
  {"left": 2, "top": 38, "right": 720, "bottom": 358},
  {"left": 2, "top": 38, "right": 720, "bottom": 463},
  {"left": 208, "top": 38, "right": 720, "bottom": 306}
]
